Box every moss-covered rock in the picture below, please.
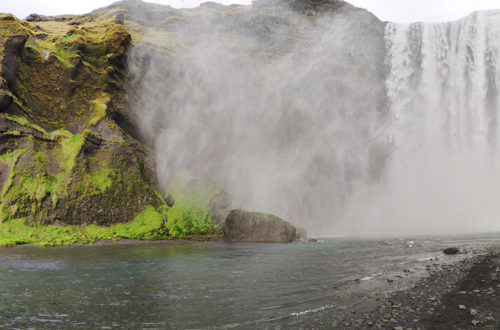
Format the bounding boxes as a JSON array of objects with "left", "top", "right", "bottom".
[
  {"left": 0, "top": 7, "right": 229, "bottom": 245},
  {"left": 0, "top": 113, "right": 163, "bottom": 225},
  {"left": 0, "top": 10, "right": 170, "bottom": 245},
  {"left": 0, "top": 205, "right": 170, "bottom": 247}
]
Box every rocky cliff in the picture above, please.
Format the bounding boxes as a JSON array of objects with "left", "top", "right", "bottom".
[{"left": 0, "top": 0, "right": 386, "bottom": 245}]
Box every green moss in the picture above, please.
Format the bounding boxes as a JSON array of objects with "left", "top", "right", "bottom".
[
  {"left": 0, "top": 206, "right": 169, "bottom": 247},
  {"left": 22, "top": 175, "right": 48, "bottom": 202},
  {"left": 88, "top": 95, "right": 110, "bottom": 127},
  {"left": 0, "top": 205, "right": 8, "bottom": 223},
  {"left": 90, "top": 164, "right": 114, "bottom": 193},
  {"left": 5, "top": 91, "right": 32, "bottom": 114},
  {"left": 53, "top": 47, "right": 74, "bottom": 68},
  {"left": 34, "top": 151, "right": 47, "bottom": 172},
  {"left": 58, "top": 130, "right": 88, "bottom": 174},
  {"left": 61, "top": 33, "right": 81, "bottom": 44},
  {"left": 165, "top": 201, "right": 218, "bottom": 238},
  {"left": 4, "top": 114, "right": 48, "bottom": 135},
  {"left": 5, "top": 130, "right": 21, "bottom": 136},
  {"left": 112, "top": 206, "right": 167, "bottom": 240},
  {"left": 164, "top": 171, "right": 220, "bottom": 238},
  {"left": 48, "top": 129, "right": 73, "bottom": 140},
  {"left": 0, "top": 149, "right": 27, "bottom": 197}
]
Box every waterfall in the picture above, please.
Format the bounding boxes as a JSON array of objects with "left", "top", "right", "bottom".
[
  {"left": 385, "top": 11, "right": 500, "bottom": 151},
  {"left": 353, "top": 11, "right": 500, "bottom": 235}
]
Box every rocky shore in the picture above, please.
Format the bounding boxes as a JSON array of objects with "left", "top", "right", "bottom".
[{"left": 269, "top": 246, "right": 500, "bottom": 329}]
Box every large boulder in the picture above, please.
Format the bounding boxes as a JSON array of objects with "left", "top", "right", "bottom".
[{"left": 223, "top": 209, "right": 296, "bottom": 242}]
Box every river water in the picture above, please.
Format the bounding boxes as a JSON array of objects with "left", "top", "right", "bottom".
[{"left": 0, "top": 235, "right": 499, "bottom": 328}]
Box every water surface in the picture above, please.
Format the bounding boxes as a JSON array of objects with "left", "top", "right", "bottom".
[{"left": 0, "top": 235, "right": 499, "bottom": 328}]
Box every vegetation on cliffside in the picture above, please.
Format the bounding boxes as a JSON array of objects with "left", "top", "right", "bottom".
[{"left": 0, "top": 3, "right": 225, "bottom": 246}]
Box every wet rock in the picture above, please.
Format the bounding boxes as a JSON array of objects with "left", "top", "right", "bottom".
[
  {"left": 443, "top": 247, "right": 460, "bottom": 255},
  {"left": 165, "top": 194, "right": 174, "bottom": 207},
  {"left": 1, "top": 34, "right": 29, "bottom": 88},
  {"left": 308, "top": 238, "right": 318, "bottom": 243},
  {"left": 296, "top": 227, "right": 307, "bottom": 240},
  {"left": 0, "top": 89, "right": 12, "bottom": 110},
  {"left": 222, "top": 209, "right": 296, "bottom": 242}
]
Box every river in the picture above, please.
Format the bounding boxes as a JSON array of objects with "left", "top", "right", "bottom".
[{"left": 1, "top": 234, "right": 499, "bottom": 328}]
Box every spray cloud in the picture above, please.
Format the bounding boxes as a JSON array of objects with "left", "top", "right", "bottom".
[{"left": 128, "top": 1, "right": 500, "bottom": 236}]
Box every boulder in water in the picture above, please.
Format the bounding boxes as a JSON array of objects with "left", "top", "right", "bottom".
[
  {"left": 222, "top": 209, "right": 296, "bottom": 242},
  {"left": 443, "top": 247, "right": 460, "bottom": 255}
]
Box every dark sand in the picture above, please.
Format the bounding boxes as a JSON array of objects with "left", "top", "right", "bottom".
[
  {"left": 365, "top": 250, "right": 500, "bottom": 329},
  {"left": 268, "top": 246, "right": 500, "bottom": 329}
]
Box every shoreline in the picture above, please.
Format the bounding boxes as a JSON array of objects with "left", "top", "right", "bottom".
[
  {"left": 1, "top": 234, "right": 223, "bottom": 248},
  {"left": 276, "top": 246, "right": 500, "bottom": 328}
]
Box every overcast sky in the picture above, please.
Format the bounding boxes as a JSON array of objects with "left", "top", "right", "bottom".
[{"left": 2, "top": 0, "right": 500, "bottom": 22}]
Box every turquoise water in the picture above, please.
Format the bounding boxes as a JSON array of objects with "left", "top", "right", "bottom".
[{"left": 0, "top": 236, "right": 498, "bottom": 328}]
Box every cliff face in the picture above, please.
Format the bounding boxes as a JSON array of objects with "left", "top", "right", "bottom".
[
  {"left": 0, "top": 0, "right": 387, "bottom": 243},
  {"left": 0, "top": 12, "right": 163, "bottom": 227}
]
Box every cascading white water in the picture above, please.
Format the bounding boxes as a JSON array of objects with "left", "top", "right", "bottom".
[
  {"left": 344, "top": 11, "right": 500, "bottom": 236},
  {"left": 385, "top": 11, "right": 500, "bottom": 151}
]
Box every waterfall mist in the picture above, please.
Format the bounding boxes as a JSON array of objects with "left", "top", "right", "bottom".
[{"left": 129, "top": 2, "right": 500, "bottom": 237}]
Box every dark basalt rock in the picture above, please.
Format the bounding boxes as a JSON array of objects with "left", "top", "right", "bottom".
[
  {"left": 1, "top": 35, "right": 28, "bottom": 89},
  {"left": 443, "top": 247, "right": 460, "bottom": 255},
  {"left": 165, "top": 194, "right": 175, "bottom": 207},
  {"left": 0, "top": 89, "right": 12, "bottom": 110},
  {"left": 223, "top": 209, "right": 296, "bottom": 242}
]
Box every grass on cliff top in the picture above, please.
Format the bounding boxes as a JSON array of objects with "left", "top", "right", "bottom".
[{"left": 0, "top": 206, "right": 169, "bottom": 247}]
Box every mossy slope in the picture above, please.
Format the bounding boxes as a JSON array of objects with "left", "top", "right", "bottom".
[
  {"left": 0, "top": 206, "right": 171, "bottom": 247},
  {"left": 0, "top": 12, "right": 182, "bottom": 245}
]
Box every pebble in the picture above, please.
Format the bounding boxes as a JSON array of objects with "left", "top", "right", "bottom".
[
  {"left": 393, "top": 327, "right": 404, "bottom": 330},
  {"left": 458, "top": 305, "right": 467, "bottom": 310},
  {"left": 471, "top": 320, "right": 481, "bottom": 326},
  {"left": 470, "top": 308, "right": 478, "bottom": 316}
]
